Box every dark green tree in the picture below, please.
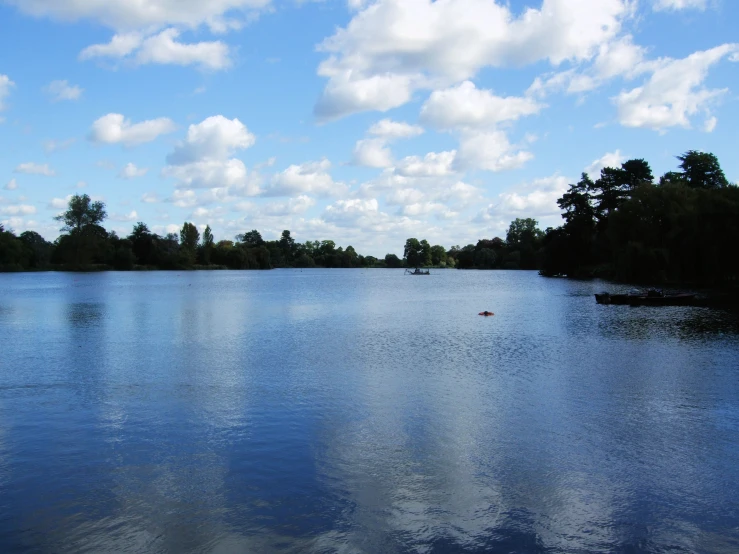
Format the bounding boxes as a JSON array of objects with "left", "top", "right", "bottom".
[
  {"left": 201, "top": 225, "right": 214, "bottom": 265},
  {"left": 53, "top": 194, "right": 107, "bottom": 267},
  {"left": 677, "top": 150, "right": 729, "bottom": 189},
  {"left": 404, "top": 238, "right": 423, "bottom": 267}
]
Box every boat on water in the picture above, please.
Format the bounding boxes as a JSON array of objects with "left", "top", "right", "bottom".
[
  {"left": 595, "top": 289, "right": 696, "bottom": 306},
  {"left": 405, "top": 268, "right": 430, "bottom": 275}
]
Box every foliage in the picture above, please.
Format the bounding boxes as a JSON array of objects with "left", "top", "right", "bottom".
[{"left": 539, "top": 150, "right": 738, "bottom": 285}]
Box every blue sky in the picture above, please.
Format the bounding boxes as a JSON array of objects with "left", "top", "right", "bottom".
[{"left": 1, "top": 0, "right": 737, "bottom": 256}]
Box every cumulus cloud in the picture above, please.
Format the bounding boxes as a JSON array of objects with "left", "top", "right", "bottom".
[
  {"left": 265, "top": 159, "right": 347, "bottom": 197},
  {"left": 614, "top": 44, "right": 737, "bottom": 131},
  {"left": 476, "top": 175, "right": 570, "bottom": 225},
  {"left": 81, "top": 29, "right": 232, "bottom": 70},
  {"left": 5, "top": 0, "right": 271, "bottom": 32},
  {"left": 44, "top": 80, "right": 83, "bottom": 101},
  {"left": 118, "top": 163, "right": 149, "bottom": 179},
  {"left": 454, "top": 132, "right": 533, "bottom": 172},
  {"left": 653, "top": 0, "right": 706, "bottom": 10},
  {"left": 14, "top": 162, "right": 56, "bottom": 176},
  {"left": 49, "top": 196, "right": 72, "bottom": 209},
  {"left": 315, "top": 0, "right": 631, "bottom": 119},
  {"left": 421, "top": 81, "right": 543, "bottom": 130},
  {"left": 395, "top": 150, "right": 457, "bottom": 178},
  {"left": 352, "top": 138, "right": 393, "bottom": 168},
  {"left": 163, "top": 115, "right": 260, "bottom": 196},
  {"left": 585, "top": 150, "right": 625, "bottom": 177},
  {"left": 4, "top": 179, "right": 18, "bottom": 191},
  {"left": 167, "top": 115, "right": 255, "bottom": 165},
  {"left": 89, "top": 113, "right": 177, "bottom": 146},
  {"left": 368, "top": 119, "right": 424, "bottom": 139},
  {"left": 0, "top": 74, "right": 14, "bottom": 111},
  {"left": 261, "top": 195, "right": 316, "bottom": 216},
  {"left": 528, "top": 35, "right": 651, "bottom": 98},
  {"left": 352, "top": 119, "right": 424, "bottom": 168},
  {"left": 141, "top": 192, "right": 160, "bottom": 203}
]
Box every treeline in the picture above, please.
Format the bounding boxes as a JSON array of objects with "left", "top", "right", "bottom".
[
  {"left": 0, "top": 194, "right": 395, "bottom": 271},
  {"left": 401, "top": 217, "right": 544, "bottom": 270},
  {"left": 539, "top": 150, "right": 739, "bottom": 286},
  {"left": 3, "top": 149, "right": 736, "bottom": 284}
]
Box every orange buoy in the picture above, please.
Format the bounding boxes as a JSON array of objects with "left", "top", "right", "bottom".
[{"left": 478, "top": 311, "right": 494, "bottom": 316}]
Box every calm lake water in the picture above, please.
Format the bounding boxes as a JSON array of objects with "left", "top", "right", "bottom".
[{"left": 0, "top": 269, "right": 738, "bottom": 553}]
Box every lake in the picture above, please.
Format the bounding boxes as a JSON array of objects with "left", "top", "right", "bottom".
[{"left": 0, "top": 269, "right": 738, "bottom": 553}]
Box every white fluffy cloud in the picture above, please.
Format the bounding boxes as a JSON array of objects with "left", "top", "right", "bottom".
[
  {"left": 5, "top": 0, "right": 271, "bottom": 32},
  {"left": 261, "top": 195, "right": 316, "bottom": 216},
  {"left": 4, "top": 179, "right": 18, "bottom": 190},
  {"left": 0, "top": 74, "right": 14, "bottom": 111},
  {"left": 167, "top": 115, "right": 255, "bottom": 164},
  {"left": 81, "top": 29, "right": 232, "bottom": 70},
  {"left": 14, "top": 162, "right": 56, "bottom": 176},
  {"left": 163, "top": 115, "right": 260, "bottom": 196},
  {"left": 266, "top": 159, "right": 347, "bottom": 197},
  {"left": 90, "top": 113, "right": 177, "bottom": 146},
  {"left": 528, "top": 35, "right": 651, "bottom": 97},
  {"left": 455, "top": 132, "right": 533, "bottom": 172},
  {"left": 477, "top": 175, "right": 570, "bottom": 225},
  {"left": 164, "top": 159, "right": 260, "bottom": 192},
  {"left": 421, "top": 81, "right": 543, "bottom": 130},
  {"left": 315, "top": 0, "right": 631, "bottom": 119},
  {"left": 49, "top": 196, "right": 72, "bottom": 209},
  {"left": 653, "top": 0, "right": 706, "bottom": 10},
  {"left": 353, "top": 119, "right": 424, "bottom": 168},
  {"left": 44, "top": 80, "right": 83, "bottom": 101},
  {"left": 614, "top": 44, "right": 737, "bottom": 131},
  {"left": 353, "top": 138, "right": 393, "bottom": 168},
  {"left": 585, "top": 150, "right": 625, "bottom": 177},
  {"left": 368, "top": 119, "right": 424, "bottom": 139},
  {"left": 118, "top": 163, "right": 149, "bottom": 179},
  {"left": 395, "top": 151, "right": 457, "bottom": 178}
]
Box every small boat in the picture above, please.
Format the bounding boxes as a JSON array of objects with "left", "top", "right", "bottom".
[{"left": 405, "top": 268, "right": 430, "bottom": 275}]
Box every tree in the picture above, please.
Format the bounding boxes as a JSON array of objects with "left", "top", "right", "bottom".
[
  {"left": 201, "top": 225, "right": 214, "bottom": 265},
  {"left": 180, "top": 222, "right": 199, "bottom": 266},
  {"left": 404, "top": 238, "right": 423, "bottom": 267},
  {"left": 54, "top": 194, "right": 107, "bottom": 234},
  {"left": 279, "top": 230, "right": 296, "bottom": 264},
  {"left": 384, "top": 253, "right": 403, "bottom": 268},
  {"left": 506, "top": 218, "right": 543, "bottom": 250},
  {"left": 677, "top": 150, "right": 728, "bottom": 189},
  {"left": 237, "top": 230, "right": 264, "bottom": 247},
  {"left": 53, "top": 194, "right": 107, "bottom": 267},
  {"left": 19, "top": 231, "right": 52, "bottom": 268},
  {"left": 430, "top": 245, "right": 446, "bottom": 266},
  {"left": 621, "top": 158, "right": 654, "bottom": 188}
]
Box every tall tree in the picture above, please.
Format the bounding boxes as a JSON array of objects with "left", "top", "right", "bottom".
[
  {"left": 180, "top": 222, "right": 200, "bottom": 265},
  {"left": 279, "top": 230, "right": 296, "bottom": 264},
  {"left": 404, "top": 238, "right": 423, "bottom": 267},
  {"left": 201, "top": 225, "right": 214, "bottom": 265},
  {"left": 54, "top": 194, "right": 107, "bottom": 266},
  {"left": 677, "top": 150, "right": 729, "bottom": 189},
  {"left": 55, "top": 194, "right": 107, "bottom": 234}
]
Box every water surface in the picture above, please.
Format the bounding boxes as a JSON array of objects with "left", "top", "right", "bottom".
[{"left": 1, "top": 270, "right": 738, "bottom": 553}]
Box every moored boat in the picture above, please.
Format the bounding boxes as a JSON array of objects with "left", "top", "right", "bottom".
[{"left": 405, "top": 268, "right": 430, "bottom": 275}]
